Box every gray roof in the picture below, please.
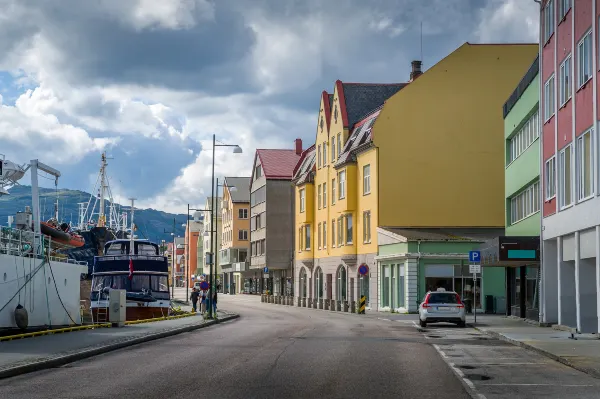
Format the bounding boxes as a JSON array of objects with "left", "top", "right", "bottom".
[
  {"left": 292, "top": 145, "right": 316, "bottom": 185},
  {"left": 341, "top": 83, "right": 406, "bottom": 128},
  {"left": 334, "top": 107, "right": 381, "bottom": 168},
  {"left": 380, "top": 228, "right": 505, "bottom": 242},
  {"left": 224, "top": 177, "right": 250, "bottom": 202}
]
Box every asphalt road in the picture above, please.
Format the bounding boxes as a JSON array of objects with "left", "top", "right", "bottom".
[{"left": 0, "top": 295, "right": 470, "bottom": 399}]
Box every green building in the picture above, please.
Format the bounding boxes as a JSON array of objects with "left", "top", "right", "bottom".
[{"left": 375, "top": 228, "right": 505, "bottom": 313}]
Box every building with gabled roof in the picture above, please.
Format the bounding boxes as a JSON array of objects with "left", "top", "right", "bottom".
[{"left": 248, "top": 140, "right": 303, "bottom": 295}]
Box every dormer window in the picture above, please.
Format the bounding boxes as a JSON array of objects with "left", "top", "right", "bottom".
[
  {"left": 320, "top": 116, "right": 324, "bottom": 132},
  {"left": 334, "top": 105, "right": 338, "bottom": 123}
]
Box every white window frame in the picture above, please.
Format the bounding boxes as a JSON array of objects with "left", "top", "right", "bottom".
[
  {"left": 338, "top": 170, "right": 346, "bottom": 199},
  {"left": 318, "top": 222, "right": 322, "bottom": 249},
  {"left": 545, "top": 156, "right": 556, "bottom": 200},
  {"left": 558, "top": 144, "right": 573, "bottom": 209},
  {"left": 305, "top": 225, "right": 311, "bottom": 250},
  {"left": 544, "top": 75, "right": 555, "bottom": 122},
  {"left": 238, "top": 229, "right": 248, "bottom": 241},
  {"left": 578, "top": 31, "right": 592, "bottom": 88},
  {"left": 238, "top": 208, "right": 248, "bottom": 219},
  {"left": 559, "top": 55, "right": 571, "bottom": 106},
  {"left": 576, "top": 129, "right": 594, "bottom": 201},
  {"left": 558, "top": 0, "right": 570, "bottom": 20},
  {"left": 363, "top": 164, "right": 371, "bottom": 195},
  {"left": 331, "top": 139, "right": 336, "bottom": 163},
  {"left": 363, "top": 210, "right": 371, "bottom": 243},
  {"left": 508, "top": 110, "right": 540, "bottom": 164},
  {"left": 323, "top": 222, "right": 327, "bottom": 249},
  {"left": 323, "top": 182, "right": 327, "bottom": 208},
  {"left": 323, "top": 142, "right": 327, "bottom": 165},
  {"left": 337, "top": 133, "right": 341, "bottom": 159},
  {"left": 544, "top": 0, "right": 554, "bottom": 43},
  {"left": 299, "top": 189, "right": 305, "bottom": 213},
  {"left": 510, "top": 181, "right": 540, "bottom": 225},
  {"left": 332, "top": 178, "right": 336, "bottom": 204},
  {"left": 317, "top": 145, "right": 321, "bottom": 168},
  {"left": 345, "top": 214, "right": 353, "bottom": 245},
  {"left": 317, "top": 184, "right": 322, "bottom": 209},
  {"left": 331, "top": 219, "right": 336, "bottom": 248}
]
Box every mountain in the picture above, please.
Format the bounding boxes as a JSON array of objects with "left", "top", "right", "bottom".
[{"left": 0, "top": 185, "right": 189, "bottom": 242}]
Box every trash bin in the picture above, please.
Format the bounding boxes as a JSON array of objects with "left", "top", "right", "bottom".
[{"left": 463, "top": 298, "right": 473, "bottom": 314}]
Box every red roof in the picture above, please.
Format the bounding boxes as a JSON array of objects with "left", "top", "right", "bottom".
[{"left": 256, "top": 149, "right": 301, "bottom": 180}]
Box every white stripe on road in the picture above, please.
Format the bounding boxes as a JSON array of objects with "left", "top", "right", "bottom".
[{"left": 433, "top": 344, "right": 488, "bottom": 399}]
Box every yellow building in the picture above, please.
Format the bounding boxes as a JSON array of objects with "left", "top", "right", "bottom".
[
  {"left": 219, "top": 177, "right": 251, "bottom": 294},
  {"left": 293, "top": 42, "right": 538, "bottom": 309}
]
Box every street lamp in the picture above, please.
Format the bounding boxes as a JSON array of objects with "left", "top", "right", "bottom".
[{"left": 209, "top": 134, "right": 242, "bottom": 319}]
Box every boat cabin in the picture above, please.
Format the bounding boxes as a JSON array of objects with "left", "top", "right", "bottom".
[{"left": 103, "top": 239, "right": 159, "bottom": 256}]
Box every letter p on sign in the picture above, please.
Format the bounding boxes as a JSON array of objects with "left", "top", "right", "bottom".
[{"left": 469, "top": 251, "right": 481, "bottom": 263}]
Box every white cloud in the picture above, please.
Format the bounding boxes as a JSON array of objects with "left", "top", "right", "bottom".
[{"left": 475, "top": 0, "right": 539, "bottom": 43}]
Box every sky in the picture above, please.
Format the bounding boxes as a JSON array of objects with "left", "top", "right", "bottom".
[{"left": 0, "top": 0, "right": 539, "bottom": 213}]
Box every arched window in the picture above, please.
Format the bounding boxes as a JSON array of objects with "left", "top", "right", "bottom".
[
  {"left": 314, "top": 267, "right": 324, "bottom": 301},
  {"left": 336, "top": 265, "right": 347, "bottom": 301},
  {"left": 299, "top": 268, "right": 308, "bottom": 298}
]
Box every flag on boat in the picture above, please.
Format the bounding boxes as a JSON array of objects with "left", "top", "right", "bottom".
[{"left": 128, "top": 258, "right": 134, "bottom": 280}]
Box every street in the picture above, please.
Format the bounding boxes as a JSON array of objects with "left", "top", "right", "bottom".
[{"left": 1, "top": 295, "right": 599, "bottom": 398}]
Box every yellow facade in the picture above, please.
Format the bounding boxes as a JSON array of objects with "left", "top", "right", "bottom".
[
  {"left": 374, "top": 43, "right": 538, "bottom": 228},
  {"left": 221, "top": 185, "right": 250, "bottom": 250}
]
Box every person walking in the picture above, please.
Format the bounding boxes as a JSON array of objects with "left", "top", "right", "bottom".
[
  {"left": 200, "top": 290, "right": 207, "bottom": 314},
  {"left": 212, "top": 290, "right": 218, "bottom": 315},
  {"left": 190, "top": 288, "right": 199, "bottom": 312}
]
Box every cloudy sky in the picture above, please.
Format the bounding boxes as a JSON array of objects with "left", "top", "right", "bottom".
[{"left": 0, "top": 0, "right": 539, "bottom": 213}]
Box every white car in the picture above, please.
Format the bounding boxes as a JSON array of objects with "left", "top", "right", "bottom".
[{"left": 418, "top": 288, "right": 466, "bottom": 328}]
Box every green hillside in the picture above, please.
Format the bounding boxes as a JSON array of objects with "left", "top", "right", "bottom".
[{"left": 0, "top": 185, "right": 189, "bottom": 242}]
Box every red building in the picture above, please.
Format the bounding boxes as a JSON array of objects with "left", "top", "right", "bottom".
[{"left": 540, "top": 0, "right": 600, "bottom": 334}]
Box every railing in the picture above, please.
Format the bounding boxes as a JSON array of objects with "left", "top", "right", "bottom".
[
  {"left": 0, "top": 226, "right": 87, "bottom": 266},
  {"left": 96, "top": 255, "right": 168, "bottom": 262},
  {"left": 503, "top": 55, "right": 539, "bottom": 118}
]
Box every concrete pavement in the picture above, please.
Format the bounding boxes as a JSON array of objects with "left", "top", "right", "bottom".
[{"left": 0, "top": 294, "right": 471, "bottom": 399}]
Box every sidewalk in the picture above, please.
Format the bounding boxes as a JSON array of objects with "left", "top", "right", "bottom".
[
  {"left": 0, "top": 310, "right": 238, "bottom": 379},
  {"left": 472, "top": 315, "right": 600, "bottom": 379}
]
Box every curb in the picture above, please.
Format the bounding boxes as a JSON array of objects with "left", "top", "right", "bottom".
[
  {"left": 0, "top": 313, "right": 239, "bottom": 380},
  {"left": 473, "top": 326, "right": 600, "bottom": 380}
]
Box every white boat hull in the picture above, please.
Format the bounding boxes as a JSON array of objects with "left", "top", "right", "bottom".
[{"left": 0, "top": 253, "right": 87, "bottom": 329}]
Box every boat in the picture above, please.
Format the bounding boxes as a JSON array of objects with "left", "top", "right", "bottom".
[
  {"left": 40, "top": 219, "right": 85, "bottom": 248},
  {"left": 0, "top": 154, "right": 28, "bottom": 197},
  {"left": 1, "top": 157, "right": 87, "bottom": 331},
  {"left": 90, "top": 239, "right": 170, "bottom": 321}
]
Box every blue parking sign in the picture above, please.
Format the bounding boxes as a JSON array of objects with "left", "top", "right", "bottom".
[{"left": 469, "top": 251, "right": 481, "bottom": 263}]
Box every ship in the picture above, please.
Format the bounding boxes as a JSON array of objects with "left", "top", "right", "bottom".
[{"left": 1, "top": 156, "right": 87, "bottom": 331}]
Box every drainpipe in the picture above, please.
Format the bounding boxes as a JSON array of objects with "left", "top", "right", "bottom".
[
  {"left": 533, "top": 0, "right": 544, "bottom": 323},
  {"left": 416, "top": 239, "right": 422, "bottom": 309}
]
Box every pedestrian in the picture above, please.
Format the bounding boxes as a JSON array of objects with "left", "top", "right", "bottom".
[
  {"left": 212, "top": 290, "right": 218, "bottom": 315},
  {"left": 190, "top": 288, "right": 199, "bottom": 312},
  {"left": 201, "top": 290, "right": 207, "bottom": 314}
]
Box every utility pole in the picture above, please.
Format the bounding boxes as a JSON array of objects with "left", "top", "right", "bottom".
[{"left": 164, "top": 217, "right": 176, "bottom": 299}]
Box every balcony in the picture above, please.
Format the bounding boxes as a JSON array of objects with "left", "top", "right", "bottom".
[{"left": 233, "top": 261, "right": 249, "bottom": 272}]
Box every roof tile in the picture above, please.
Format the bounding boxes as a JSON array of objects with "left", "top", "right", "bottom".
[{"left": 257, "top": 149, "right": 301, "bottom": 180}]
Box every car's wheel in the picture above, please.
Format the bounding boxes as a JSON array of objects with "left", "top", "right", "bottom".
[
  {"left": 458, "top": 321, "right": 466, "bottom": 328},
  {"left": 419, "top": 319, "right": 427, "bottom": 328}
]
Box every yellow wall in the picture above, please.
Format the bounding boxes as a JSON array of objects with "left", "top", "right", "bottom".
[
  {"left": 221, "top": 186, "right": 250, "bottom": 249},
  {"left": 295, "top": 183, "right": 314, "bottom": 260},
  {"left": 374, "top": 43, "right": 538, "bottom": 228},
  {"left": 356, "top": 148, "right": 377, "bottom": 255}
]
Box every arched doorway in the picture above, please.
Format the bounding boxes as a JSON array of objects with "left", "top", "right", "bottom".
[
  {"left": 336, "top": 265, "right": 347, "bottom": 301},
  {"left": 314, "top": 267, "right": 323, "bottom": 301},
  {"left": 299, "top": 267, "right": 308, "bottom": 298},
  {"left": 359, "top": 271, "right": 370, "bottom": 307}
]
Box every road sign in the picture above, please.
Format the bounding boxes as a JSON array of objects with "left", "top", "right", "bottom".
[
  {"left": 199, "top": 281, "right": 209, "bottom": 291},
  {"left": 469, "top": 264, "right": 481, "bottom": 274},
  {"left": 359, "top": 296, "right": 366, "bottom": 314},
  {"left": 469, "top": 251, "right": 481, "bottom": 263},
  {"left": 358, "top": 264, "right": 369, "bottom": 276},
  {"left": 263, "top": 267, "right": 269, "bottom": 273}
]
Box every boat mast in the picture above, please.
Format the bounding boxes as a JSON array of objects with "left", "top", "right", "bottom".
[
  {"left": 98, "top": 152, "right": 107, "bottom": 228},
  {"left": 129, "top": 198, "right": 136, "bottom": 254}
]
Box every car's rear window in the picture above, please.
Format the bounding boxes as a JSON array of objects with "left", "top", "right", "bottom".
[{"left": 428, "top": 293, "right": 459, "bottom": 304}]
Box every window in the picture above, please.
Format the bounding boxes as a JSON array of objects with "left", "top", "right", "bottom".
[
  {"left": 363, "top": 164, "right": 371, "bottom": 194},
  {"left": 338, "top": 170, "right": 346, "bottom": 199},
  {"left": 238, "top": 230, "right": 248, "bottom": 240},
  {"left": 559, "top": 144, "right": 573, "bottom": 208},
  {"left": 323, "top": 222, "right": 327, "bottom": 248},
  {"left": 322, "top": 182, "right": 327, "bottom": 207},
  {"left": 317, "top": 184, "right": 322, "bottom": 209},
  {"left": 545, "top": 156, "right": 556, "bottom": 200},
  {"left": 345, "top": 214, "right": 353, "bottom": 244},
  {"left": 544, "top": 75, "right": 555, "bottom": 122},
  {"left": 305, "top": 225, "right": 311, "bottom": 250},
  {"left": 238, "top": 208, "right": 248, "bottom": 219},
  {"left": 255, "top": 164, "right": 262, "bottom": 178},
  {"left": 559, "top": 55, "right": 571, "bottom": 106},
  {"left": 510, "top": 181, "right": 540, "bottom": 224},
  {"left": 337, "top": 217, "right": 343, "bottom": 246},
  {"left": 250, "top": 186, "right": 266, "bottom": 206},
  {"left": 331, "top": 139, "right": 336, "bottom": 162},
  {"left": 317, "top": 145, "right": 321, "bottom": 168},
  {"left": 299, "top": 189, "right": 305, "bottom": 212},
  {"left": 577, "top": 129, "right": 594, "bottom": 200},
  {"left": 337, "top": 133, "right": 341, "bottom": 159},
  {"left": 559, "top": 0, "right": 570, "bottom": 19},
  {"left": 318, "top": 222, "right": 322, "bottom": 248},
  {"left": 298, "top": 228, "right": 303, "bottom": 251},
  {"left": 323, "top": 142, "right": 327, "bottom": 165},
  {"left": 578, "top": 31, "right": 592, "bottom": 88},
  {"left": 363, "top": 211, "right": 371, "bottom": 243},
  {"left": 544, "top": 0, "right": 554, "bottom": 43},
  {"left": 332, "top": 178, "right": 336, "bottom": 204},
  {"left": 331, "top": 219, "right": 335, "bottom": 248},
  {"left": 509, "top": 110, "right": 539, "bottom": 163}
]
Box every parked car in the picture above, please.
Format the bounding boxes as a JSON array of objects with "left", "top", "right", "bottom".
[{"left": 418, "top": 288, "right": 466, "bottom": 328}]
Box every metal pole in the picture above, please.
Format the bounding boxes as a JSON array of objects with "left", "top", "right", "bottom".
[
  {"left": 473, "top": 273, "right": 477, "bottom": 325},
  {"left": 209, "top": 134, "right": 215, "bottom": 319},
  {"left": 171, "top": 217, "right": 175, "bottom": 299},
  {"left": 186, "top": 203, "right": 189, "bottom": 303}
]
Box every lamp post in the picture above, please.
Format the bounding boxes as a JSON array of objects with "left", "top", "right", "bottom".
[{"left": 209, "top": 134, "right": 242, "bottom": 318}]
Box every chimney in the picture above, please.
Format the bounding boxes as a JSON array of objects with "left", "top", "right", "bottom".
[
  {"left": 410, "top": 60, "right": 422, "bottom": 82},
  {"left": 294, "top": 138, "right": 303, "bottom": 155}
]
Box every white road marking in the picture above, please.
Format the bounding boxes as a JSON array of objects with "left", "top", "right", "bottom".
[
  {"left": 479, "top": 383, "right": 596, "bottom": 387},
  {"left": 433, "top": 344, "right": 488, "bottom": 399}
]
